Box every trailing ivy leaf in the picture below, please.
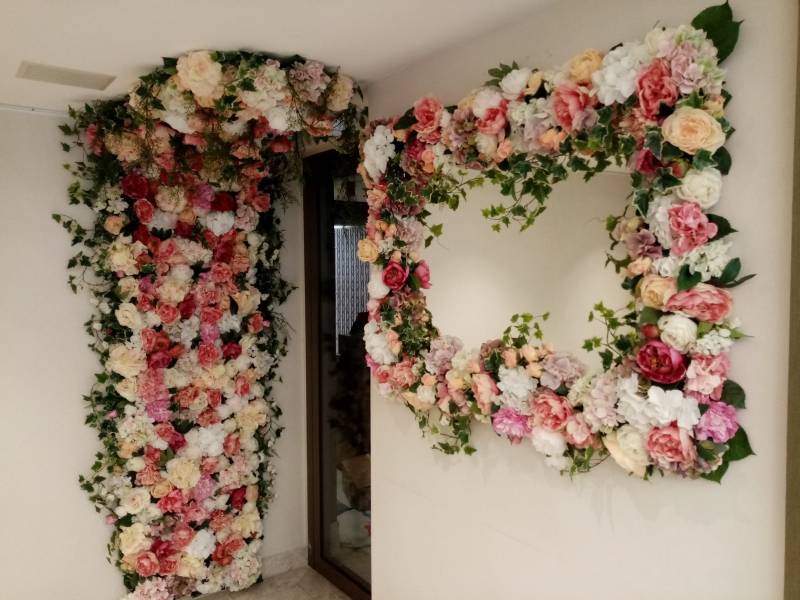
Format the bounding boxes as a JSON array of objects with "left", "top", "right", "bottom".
[
  {"left": 692, "top": 149, "right": 716, "bottom": 171},
  {"left": 713, "top": 146, "right": 732, "bottom": 174},
  {"left": 726, "top": 427, "right": 754, "bottom": 461},
  {"left": 691, "top": 1, "right": 742, "bottom": 63},
  {"left": 721, "top": 379, "right": 746, "bottom": 408},
  {"left": 718, "top": 257, "right": 741, "bottom": 283},
  {"left": 702, "top": 457, "right": 729, "bottom": 483},
  {"left": 677, "top": 264, "right": 702, "bottom": 291},
  {"left": 707, "top": 213, "right": 737, "bottom": 239},
  {"left": 638, "top": 306, "right": 663, "bottom": 325}
]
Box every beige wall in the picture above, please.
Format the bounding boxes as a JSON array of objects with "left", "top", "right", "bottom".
[
  {"left": 0, "top": 110, "right": 308, "bottom": 599},
  {"left": 366, "top": 1, "right": 797, "bottom": 599}
]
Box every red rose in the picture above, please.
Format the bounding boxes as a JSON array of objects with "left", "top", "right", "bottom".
[
  {"left": 632, "top": 148, "right": 661, "bottom": 175},
  {"left": 271, "top": 136, "right": 292, "bottom": 153},
  {"left": 247, "top": 312, "right": 267, "bottom": 333},
  {"left": 147, "top": 350, "right": 172, "bottom": 369},
  {"left": 413, "top": 261, "right": 431, "bottom": 289},
  {"left": 151, "top": 539, "right": 177, "bottom": 560},
  {"left": 201, "top": 306, "right": 224, "bottom": 325},
  {"left": 132, "top": 224, "right": 151, "bottom": 246},
  {"left": 198, "top": 342, "right": 221, "bottom": 367},
  {"left": 189, "top": 183, "right": 214, "bottom": 210},
  {"left": 222, "top": 342, "right": 242, "bottom": 359},
  {"left": 134, "top": 199, "right": 154, "bottom": 224},
  {"left": 134, "top": 552, "right": 159, "bottom": 577},
  {"left": 175, "top": 385, "right": 200, "bottom": 409},
  {"left": 207, "top": 388, "right": 222, "bottom": 408},
  {"left": 636, "top": 340, "right": 687, "bottom": 384},
  {"left": 210, "top": 510, "right": 234, "bottom": 532},
  {"left": 212, "top": 536, "right": 245, "bottom": 566},
  {"left": 159, "top": 555, "right": 178, "bottom": 576},
  {"left": 636, "top": 59, "right": 678, "bottom": 120},
  {"left": 178, "top": 294, "right": 196, "bottom": 320},
  {"left": 251, "top": 192, "right": 271, "bottom": 212},
  {"left": 229, "top": 487, "right": 247, "bottom": 511},
  {"left": 382, "top": 261, "right": 410, "bottom": 292},
  {"left": 412, "top": 96, "right": 444, "bottom": 143},
  {"left": 211, "top": 192, "right": 237, "bottom": 212},
  {"left": 144, "top": 445, "right": 161, "bottom": 465},
  {"left": 196, "top": 407, "right": 220, "bottom": 426},
  {"left": 121, "top": 173, "right": 150, "bottom": 199},
  {"left": 235, "top": 375, "right": 250, "bottom": 397},
  {"left": 552, "top": 81, "right": 597, "bottom": 132},
  {"left": 210, "top": 262, "right": 233, "bottom": 283}
]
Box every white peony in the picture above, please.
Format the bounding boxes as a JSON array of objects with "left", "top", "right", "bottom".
[
  {"left": 500, "top": 68, "right": 532, "bottom": 99},
  {"left": 658, "top": 314, "right": 698, "bottom": 353},
  {"left": 497, "top": 366, "right": 537, "bottom": 415},
  {"left": 364, "top": 320, "right": 397, "bottom": 365},
  {"left": 592, "top": 42, "right": 652, "bottom": 105},
  {"left": 240, "top": 60, "right": 289, "bottom": 113},
  {"left": 107, "top": 344, "right": 146, "bottom": 379},
  {"left": 604, "top": 425, "right": 650, "bottom": 477},
  {"left": 363, "top": 125, "right": 396, "bottom": 181},
  {"left": 184, "top": 423, "right": 226, "bottom": 459},
  {"left": 186, "top": 529, "right": 216, "bottom": 560},
  {"left": 676, "top": 167, "right": 723, "bottom": 210},
  {"left": 531, "top": 426, "right": 567, "bottom": 461},
  {"left": 367, "top": 265, "right": 390, "bottom": 299},
  {"left": 471, "top": 87, "right": 504, "bottom": 119}
]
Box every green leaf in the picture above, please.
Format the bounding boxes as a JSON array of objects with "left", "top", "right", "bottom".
[
  {"left": 638, "top": 306, "right": 663, "bottom": 325},
  {"left": 677, "top": 264, "right": 702, "bottom": 291},
  {"left": 726, "top": 427, "right": 754, "bottom": 461},
  {"left": 707, "top": 213, "right": 737, "bottom": 239},
  {"left": 691, "top": 1, "right": 742, "bottom": 63},
  {"left": 394, "top": 109, "right": 416, "bottom": 130},
  {"left": 702, "top": 458, "right": 729, "bottom": 482},
  {"left": 721, "top": 379, "right": 746, "bottom": 408},
  {"left": 718, "top": 257, "right": 741, "bottom": 284},
  {"left": 713, "top": 146, "right": 732, "bottom": 175}
]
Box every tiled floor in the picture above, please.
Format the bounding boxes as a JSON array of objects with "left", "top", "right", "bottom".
[{"left": 210, "top": 566, "right": 350, "bottom": 600}]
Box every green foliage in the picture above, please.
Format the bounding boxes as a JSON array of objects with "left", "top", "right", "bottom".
[{"left": 691, "top": 1, "right": 742, "bottom": 63}]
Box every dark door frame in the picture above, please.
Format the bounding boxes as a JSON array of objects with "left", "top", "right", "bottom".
[{"left": 303, "top": 150, "right": 371, "bottom": 600}]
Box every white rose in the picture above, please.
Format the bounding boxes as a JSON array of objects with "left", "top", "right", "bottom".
[
  {"left": 118, "top": 487, "right": 151, "bottom": 515},
  {"left": 115, "top": 302, "right": 143, "bottom": 331},
  {"left": 500, "top": 68, "right": 532, "bottom": 99},
  {"left": 676, "top": 167, "right": 723, "bottom": 210},
  {"left": 176, "top": 50, "right": 223, "bottom": 98},
  {"left": 604, "top": 426, "right": 650, "bottom": 478},
  {"left": 471, "top": 87, "right": 503, "bottom": 119},
  {"left": 367, "top": 265, "right": 390, "bottom": 299},
  {"left": 236, "top": 399, "right": 268, "bottom": 436},
  {"left": 107, "top": 238, "right": 138, "bottom": 275},
  {"left": 117, "top": 277, "right": 139, "bottom": 300},
  {"left": 118, "top": 523, "right": 150, "bottom": 556},
  {"left": 158, "top": 276, "right": 190, "bottom": 304},
  {"left": 658, "top": 314, "right": 698, "bottom": 353},
  {"left": 107, "top": 345, "right": 146, "bottom": 379}
]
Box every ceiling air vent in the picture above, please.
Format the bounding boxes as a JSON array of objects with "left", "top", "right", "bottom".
[{"left": 16, "top": 61, "right": 115, "bottom": 90}]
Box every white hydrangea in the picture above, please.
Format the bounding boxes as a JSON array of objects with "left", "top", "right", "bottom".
[
  {"left": 646, "top": 193, "right": 677, "bottom": 249},
  {"left": 683, "top": 239, "right": 733, "bottom": 281},
  {"left": 592, "top": 41, "right": 653, "bottom": 105},
  {"left": 691, "top": 328, "right": 735, "bottom": 356},
  {"left": 497, "top": 366, "right": 537, "bottom": 414},
  {"left": 364, "top": 320, "right": 397, "bottom": 365},
  {"left": 363, "top": 125, "right": 396, "bottom": 181},
  {"left": 186, "top": 529, "right": 216, "bottom": 560},
  {"left": 184, "top": 423, "right": 226, "bottom": 459},
  {"left": 617, "top": 374, "right": 699, "bottom": 431}
]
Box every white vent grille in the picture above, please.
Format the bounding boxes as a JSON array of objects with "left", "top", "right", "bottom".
[{"left": 16, "top": 61, "right": 115, "bottom": 90}]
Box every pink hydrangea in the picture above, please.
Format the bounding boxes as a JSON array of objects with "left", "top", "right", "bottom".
[
  {"left": 424, "top": 336, "right": 463, "bottom": 376},
  {"left": 695, "top": 401, "right": 739, "bottom": 443},
  {"left": 540, "top": 352, "right": 586, "bottom": 389},
  {"left": 668, "top": 201, "right": 718, "bottom": 256},
  {"left": 492, "top": 406, "right": 532, "bottom": 444},
  {"left": 686, "top": 353, "right": 730, "bottom": 399}
]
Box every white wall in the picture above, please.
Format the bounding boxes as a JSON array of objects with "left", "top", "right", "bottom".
[
  {"left": 0, "top": 110, "right": 308, "bottom": 600},
  {"left": 366, "top": 1, "right": 797, "bottom": 599}
]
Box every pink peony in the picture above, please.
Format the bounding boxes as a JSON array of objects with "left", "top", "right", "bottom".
[
  {"left": 492, "top": 406, "right": 532, "bottom": 444},
  {"left": 668, "top": 201, "right": 718, "bottom": 256},
  {"left": 686, "top": 353, "right": 730, "bottom": 399},
  {"left": 665, "top": 283, "right": 733, "bottom": 323},
  {"left": 476, "top": 102, "right": 508, "bottom": 136},
  {"left": 551, "top": 81, "right": 597, "bottom": 132},
  {"left": 412, "top": 97, "right": 443, "bottom": 143},
  {"left": 413, "top": 261, "right": 431, "bottom": 289},
  {"left": 636, "top": 59, "right": 679, "bottom": 120},
  {"left": 646, "top": 425, "right": 697, "bottom": 471},
  {"left": 471, "top": 372, "right": 500, "bottom": 415},
  {"left": 694, "top": 401, "right": 739, "bottom": 443},
  {"left": 382, "top": 260, "right": 410, "bottom": 291},
  {"left": 531, "top": 388, "right": 573, "bottom": 431},
  {"left": 636, "top": 339, "right": 687, "bottom": 384}
]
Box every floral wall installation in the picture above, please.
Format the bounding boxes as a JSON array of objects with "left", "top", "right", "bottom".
[
  {"left": 55, "top": 50, "right": 363, "bottom": 600},
  {"left": 358, "top": 2, "right": 752, "bottom": 481}
]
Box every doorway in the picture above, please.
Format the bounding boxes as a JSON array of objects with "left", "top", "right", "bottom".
[{"left": 304, "top": 150, "right": 371, "bottom": 600}]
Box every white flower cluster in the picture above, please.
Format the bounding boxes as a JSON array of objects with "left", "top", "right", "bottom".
[{"left": 363, "top": 125, "right": 396, "bottom": 181}]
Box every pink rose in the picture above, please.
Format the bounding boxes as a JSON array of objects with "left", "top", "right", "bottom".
[
  {"left": 668, "top": 201, "right": 718, "bottom": 256},
  {"left": 531, "top": 388, "right": 573, "bottom": 431},
  {"left": 413, "top": 261, "right": 431, "bottom": 289},
  {"left": 551, "top": 82, "right": 597, "bottom": 132},
  {"left": 491, "top": 406, "right": 532, "bottom": 444},
  {"left": 646, "top": 425, "right": 697, "bottom": 471},
  {"left": 383, "top": 260, "right": 410, "bottom": 291},
  {"left": 412, "top": 97, "right": 443, "bottom": 143},
  {"left": 686, "top": 353, "right": 730, "bottom": 399},
  {"left": 197, "top": 341, "right": 221, "bottom": 367},
  {"left": 636, "top": 59, "right": 679, "bottom": 120},
  {"left": 476, "top": 102, "right": 508, "bottom": 135},
  {"left": 665, "top": 283, "right": 733, "bottom": 323},
  {"left": 135, "top": 552, "right": 160, "bottom": 577},
  {"left": 134, "top": 198, "right": 154, "bottom": 224},
  {"left": 189, "top": 183, "right": 214, "bottom": 210},
  {"left": 636, "top": 340, "right": 687, "bottom": 384},
  {"left": 471, "top": 372, "right": 500, "bottom": 415},
  {"left": 694, "top": 401, "right": 739, "bottom": 443}
]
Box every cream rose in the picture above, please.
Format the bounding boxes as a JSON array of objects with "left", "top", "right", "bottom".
[
  {"left": 158, "top": 276, "right": 190, "bottom": 304},
  {"left": 638, "top": 275, "right": 677, "bottom": 309},
  {"left": 236, "top": 399, "right": 268, "bottom": 436},
  {"left": 115, "top": 302, "right": 143, "bottom": 331},
  {"left": 178, "top": 555, "right": 208, "bottom": 579},
  {"left": 118, "top": 487, "right": 151, "bottom": 515},
  {"left": 603, "top": 425, "right": 650, "bottom": 478},
  {"left": 107, "top": 238, "right": 138, "bottom": 275},
  {"left": 661, "top": 107, "right": 725, "bottom": 155},
  {"left": 568, "top": 49, "right": 603, "bottom": 83},
  {"left": 165, "top": 457, "right": 201, "bottom": 490},
  {"left": 176, "top": 50, "right": 223, "bottom": 98},
  {"left": 117, "top": 276, "right": 139, "bottom": 300},
  {"left": 155, "top": 186, "right": 187, "bottom": 213},
  {"left": 327, "top": 74, "right": 354, "bottom": 112},
  {"left": 115, "top": 378, "right": 137, "bottom": 401},
  {"left": 231, "top": 507, "right": 262, "bottom": 538},
  {"left": 357, "top": 238, "right": 379, "bottom": 263},
  {"left": 118, "top": 523, "right": 150, "bottom": 557},
  {"left": 233, "top": 288, "right": 261, "bottom": 316},
  {"left": 675, "top": 167, "right": 723, "bottom": 210},
  {"left": 104, "top": 215, "right": 126, "bottom": 235},
  {"left": 658, "top": 314, "right": 698, "bottom": 353},
  {"left": 107, "top": 345, "right": 147, "bottom": 379}
]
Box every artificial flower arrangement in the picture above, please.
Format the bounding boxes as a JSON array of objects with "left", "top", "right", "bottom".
[
  {"left": 358, "top": 2, "right": 753, "bottom": 481},
  {"left": 55, "top": 50, "right": 363, "bottom": 600}
]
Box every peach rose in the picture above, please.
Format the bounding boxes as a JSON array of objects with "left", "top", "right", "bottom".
[
  {"left": 568, "top": 49, "right": 603, "bottom": 84},
  {"left": 661, "top": 107, "right": 725, "bottom": 155},
  {"left": 638, "top": 275, "right": 677, "bottom": 309},
  {"left": 104, "top": 215, "right": 126, "bottom": 235},
  {"left": 356, "top": 238, "right": 379, "bottom": 263}
]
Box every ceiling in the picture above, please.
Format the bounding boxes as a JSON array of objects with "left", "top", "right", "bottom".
[{"left": 0, "top": 0, "right": 555, "bottom": 112}]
